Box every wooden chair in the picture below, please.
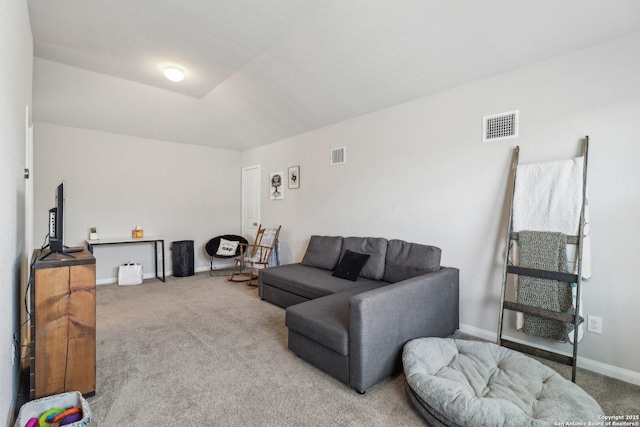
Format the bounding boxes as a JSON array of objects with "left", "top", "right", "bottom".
[{"left": 229, "top": 225, "right": 281, "bottom": 286}]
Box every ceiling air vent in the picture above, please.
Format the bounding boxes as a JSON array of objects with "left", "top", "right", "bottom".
[
  {"left": 331, "top": 147, "right": 346, "bottom": 165},
  {"left": 483, "top": 110, "right": 519, "bottom": 142}
]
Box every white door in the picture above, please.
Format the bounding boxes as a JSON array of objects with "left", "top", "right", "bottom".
[{"left": 242, "top": 165, "right": 260, "bottom": 241}]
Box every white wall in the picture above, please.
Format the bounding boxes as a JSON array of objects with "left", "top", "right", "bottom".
[
  {"left": 33, "top": 123, "right": 242, "bottom": 283},
  {"left": 0, "top": 0, "right": 32, "bottom": 423},
  {"left": 242, "top": 33, "right": 640, "bottom": 382}
]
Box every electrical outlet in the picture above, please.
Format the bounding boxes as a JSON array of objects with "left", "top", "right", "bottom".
[{"left": 588, "top": 315, "right": 603, "bottom": 334}]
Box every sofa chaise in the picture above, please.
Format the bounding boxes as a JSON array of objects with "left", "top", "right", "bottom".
[{"left": 258, "top": 235, "right": 459, "bottom": 393}]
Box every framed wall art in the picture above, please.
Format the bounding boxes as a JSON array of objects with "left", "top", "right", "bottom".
[
  {"left": 270, "top": 172, "right": 284, "bottom": 200},
  {"left": 288, "top": 166, "right": 300, "bottom": 189}
]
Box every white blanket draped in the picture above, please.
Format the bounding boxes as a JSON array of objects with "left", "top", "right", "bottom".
[{"left": 512, "top": 156, "right": 591, "bottom": 343}]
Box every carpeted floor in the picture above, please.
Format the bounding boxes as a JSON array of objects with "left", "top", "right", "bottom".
[{"left": 87, "top": 272, "right": 639, "bottom": 426}]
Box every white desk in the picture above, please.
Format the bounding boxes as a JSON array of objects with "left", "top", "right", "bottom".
[{"left": 86, "top": 237, "right": 165, "bottom": 282}]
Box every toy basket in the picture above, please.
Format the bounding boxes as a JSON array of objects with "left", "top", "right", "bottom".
[{"left": 14, "top": 391, "right": 92, "bottom": 427}]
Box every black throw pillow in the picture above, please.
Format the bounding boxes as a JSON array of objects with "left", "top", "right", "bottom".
[{"left": 332, "top": 250, "right": 370, "bottom": 281}]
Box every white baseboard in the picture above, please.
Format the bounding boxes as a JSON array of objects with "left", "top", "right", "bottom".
[
  {"left": 459, "top": 324, "right": 497, "bottom": 342},
  {"left": 459, "top": 323, "right": 640, "bottom": 386},
  {"left": 97, "top": 271, "right": 164, "bottom": 285},
  {"left": 209, "top": 261, "right": 235, "bottom": 271},
  {"left": 96, "top": 263, "right": 228, "bottom": 285}
]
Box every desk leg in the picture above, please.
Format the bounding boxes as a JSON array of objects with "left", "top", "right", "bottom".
[
  {"left": 154, "top": 242, "right": 159, "bottom": 281},
  {"left": 153, "top": 241, "right": 166, "bottom": 283},
  {"left": 161, "top": 240, "right": 166, "bottom": 282}
]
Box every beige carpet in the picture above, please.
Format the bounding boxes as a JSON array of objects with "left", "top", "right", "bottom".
[{"left": 87, "top": 272, "right": 639, "bottom": 426}]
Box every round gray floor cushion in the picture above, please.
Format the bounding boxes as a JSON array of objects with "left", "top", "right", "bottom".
[{"left": 402, "top": 338, "right": 604, "bottom": 427}]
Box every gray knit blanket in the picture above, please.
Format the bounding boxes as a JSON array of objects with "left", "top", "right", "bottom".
[{"left": 517, "top": 231, "right": 574, "bottom": 342}]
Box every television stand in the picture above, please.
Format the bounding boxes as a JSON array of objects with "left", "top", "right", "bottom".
[{"left": 30, "top": 248, "right": 96, "bottom": 398}]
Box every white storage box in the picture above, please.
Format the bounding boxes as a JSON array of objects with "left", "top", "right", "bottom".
[
  {"left": 118, "top": 262, "right": 143, "bottom": 285},
  {"left": 15, "top": 391, "right": 92, "bottom": 427}
]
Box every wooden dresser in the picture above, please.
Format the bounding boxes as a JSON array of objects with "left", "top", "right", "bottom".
[{"left": 30, "top": 248, "right": 96, "bottom": 399}]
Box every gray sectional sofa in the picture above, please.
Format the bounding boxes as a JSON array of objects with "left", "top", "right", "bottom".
[{"left": 258, "top": 235, "right": 459, "bottom": 393}]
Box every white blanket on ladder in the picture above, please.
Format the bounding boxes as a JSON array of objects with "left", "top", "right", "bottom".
[{"left": 512, "top": 156, "right": 591, "bottom": 343}]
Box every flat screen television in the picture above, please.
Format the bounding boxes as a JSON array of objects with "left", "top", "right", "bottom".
[
  {"left": 40, "top": 181, "right": 82, "bottom": 259},
  {"left": 49, "top": 181, "right": 65, "bottom": 253}
]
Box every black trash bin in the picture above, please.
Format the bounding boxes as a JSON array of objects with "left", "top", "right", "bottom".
[{"left": 172, "top": 240, "right": 194, "bottom": 277}]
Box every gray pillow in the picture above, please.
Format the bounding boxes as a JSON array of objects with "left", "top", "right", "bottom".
[
  {"left": 343, "top": 237, "right": 388, "bottom": 280},
  {"left": 383, "top": 239, "right": 441, "bottom": 283},
  {"left": 301, "top": 235, "right": 343, "bottom": 270}
]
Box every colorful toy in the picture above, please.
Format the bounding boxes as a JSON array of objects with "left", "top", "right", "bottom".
[
  {"left": 59, "top": 410, "right": 83, "bottom": 425},
  {"left": 36, "top": 406, "right": 82, "bottom": 427},
  {"left": 46, "top": 407, "right": 81, "bottom": 424},
  {"left": 38, "top": 408, "right": 64, "bottom": 427}
]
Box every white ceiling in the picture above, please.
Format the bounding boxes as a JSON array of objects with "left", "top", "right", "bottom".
[{"left": 29, "top": 0, "right": 640, "bottom": 151}]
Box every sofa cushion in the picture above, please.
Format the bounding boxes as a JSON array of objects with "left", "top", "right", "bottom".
[
  {"left": 301, "top": 235, "right": 343, "bottom": 270},
  {"left": 286, "top": 282, "right": 387, "bottom": 355},
  {"left": 383, "top": 240, "right": 441, "bottom": 283},
  {"left": 343, "top": 237, "right": 388, "bottom": 280},
  {"left": 332, "top": 250, "right": 370, "bottom": 281},
  {"left": 261, "top": 263, "right": 380, "bottom": 300}
]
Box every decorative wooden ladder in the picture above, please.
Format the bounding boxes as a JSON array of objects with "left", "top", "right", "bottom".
[{"left": 497, "top": 136, "right": 589, "bottom": 382}]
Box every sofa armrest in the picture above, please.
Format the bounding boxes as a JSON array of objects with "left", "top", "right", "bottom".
[{"left": 348, "top": 267, "right": 459, "bottom": 393}]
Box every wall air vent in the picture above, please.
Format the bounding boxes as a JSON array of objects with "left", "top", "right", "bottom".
[
  {"left": 483, "top": 110, "right": 519, "bottom": 142},
  {"left": 331, "top": 147, "right": 346, "bottom": 165}
]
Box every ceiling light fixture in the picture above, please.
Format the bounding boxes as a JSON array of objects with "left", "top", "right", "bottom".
[{"left": 163, "top": 66, "right": 184, "bottom": 82}]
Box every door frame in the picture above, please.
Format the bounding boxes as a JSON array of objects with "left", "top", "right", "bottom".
[
  {"left": 21, "top": 105, "right": 33, "bottom": 366},
  {"left": 241, "top": 165, "right": 261, "bottom": 240}
]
